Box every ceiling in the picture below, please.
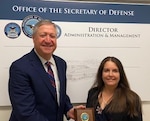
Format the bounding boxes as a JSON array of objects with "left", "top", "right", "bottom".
[{"left": 74, "top": 0, "right": 150, "bottom": 4}]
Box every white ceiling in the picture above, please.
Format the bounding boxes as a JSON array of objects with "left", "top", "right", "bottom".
[{"left": 74, "top": 0, "right": 150, "bottom": 3}]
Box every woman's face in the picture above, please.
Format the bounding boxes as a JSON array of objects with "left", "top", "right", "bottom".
[{"left": 102, "top": 61, "right": 120, "bottom": 88}]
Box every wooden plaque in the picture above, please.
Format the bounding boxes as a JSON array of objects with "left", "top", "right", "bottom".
[{"left": 74, "top": 108, "right": 95, "bottom": 121}]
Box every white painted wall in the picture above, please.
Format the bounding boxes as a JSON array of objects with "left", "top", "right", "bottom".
[{"left": 0, "top": 102, "right": 150, "bottom": 121}]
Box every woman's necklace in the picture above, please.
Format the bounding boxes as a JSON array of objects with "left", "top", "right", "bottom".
[
  {"left": 98, "top": 92, "right": 113, "bottom": 111},
  {"left": 102, "top": 94, "right": 113, "bottom": 106}
]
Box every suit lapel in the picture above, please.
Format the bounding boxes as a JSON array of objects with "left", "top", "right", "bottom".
[
  {"left": 53, "top": 55, "right": 66, "bottom": 104},
  {"left": 28, "top": 50, "right": 57, "bottom": 100}
]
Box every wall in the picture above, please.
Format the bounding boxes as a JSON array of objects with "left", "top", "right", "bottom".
[
  {"left": 0, "top": 102, "right": 150, "bottom": 121},
  {"left": 1, "top": 1, "right": 150, "bottom": 121}
]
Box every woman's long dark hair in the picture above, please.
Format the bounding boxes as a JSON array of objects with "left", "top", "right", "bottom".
[{"left": 91, "top": 56, "right": 142, "bottom": 117}]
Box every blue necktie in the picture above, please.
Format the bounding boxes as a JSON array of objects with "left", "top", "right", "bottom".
[{"left": 45, "top": 62, "right": 57, "bottom": 98}]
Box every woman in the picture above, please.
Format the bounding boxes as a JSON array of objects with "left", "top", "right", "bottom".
[{"left": 86, "top": 56, "right": 142, "bottom": 121}]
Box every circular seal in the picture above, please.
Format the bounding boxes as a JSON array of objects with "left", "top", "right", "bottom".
[
  {"left": 22, "top": 15, "right": 42, "bottom": 38},
  {"left": 4, "top": 22, "right": 21, "bottom": 39},
  {"left": 55, "top": 24, "right": 61, "bottom": 38},
  {"left": 81, "top": 112, "right": 89, "bottom": 121}
]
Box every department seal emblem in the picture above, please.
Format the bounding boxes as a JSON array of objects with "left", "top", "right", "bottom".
[
  {"left": 81, "top": 112, "right": 89, "bottom": 121},
  {"left": 4, "top": 22, "right": 21, "bottom": 39},
  {"left": 55, "top": 24, "right": 62, "bottom": 38},
  {"left": 22, "top": 15, "right": 42, "bottom": 38}
]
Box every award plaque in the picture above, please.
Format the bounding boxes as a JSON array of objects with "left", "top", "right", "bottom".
[{"left": 74, "top": 108, "right": 95, "bottom": 121}]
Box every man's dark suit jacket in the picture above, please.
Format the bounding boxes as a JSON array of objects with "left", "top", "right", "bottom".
[{"left": 9, "top": 49, "right": 73, "bottom": 121}]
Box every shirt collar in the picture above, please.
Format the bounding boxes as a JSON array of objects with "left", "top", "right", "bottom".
[{"left": 34, "top": 49, "right": 54, "bottom": 66}]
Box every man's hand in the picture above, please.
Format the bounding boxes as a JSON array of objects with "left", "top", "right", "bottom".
[{"left": 67, "top": 105, "right": 86, "bottom": 119}]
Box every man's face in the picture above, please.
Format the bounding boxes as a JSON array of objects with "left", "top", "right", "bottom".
[{"left": 33, "top": 24, "right": 57, "bottom": 60}]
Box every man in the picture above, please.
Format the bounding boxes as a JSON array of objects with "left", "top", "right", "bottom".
[{"left": 8, "top": 19, "right": 85, "bottom": 121}]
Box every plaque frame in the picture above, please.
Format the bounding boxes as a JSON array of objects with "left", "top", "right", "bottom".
[{"left": 74, "top": 108, "right": 95, "bottom": 121}]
